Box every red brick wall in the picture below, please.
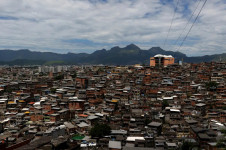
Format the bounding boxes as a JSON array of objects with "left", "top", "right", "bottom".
[{"left": 30, "top": 114, "right": 43, "bottom": 122}]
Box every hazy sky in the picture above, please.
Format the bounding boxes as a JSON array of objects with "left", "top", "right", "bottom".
[{"left": 0, "top": 0, "right": 225, "bottom": 56}]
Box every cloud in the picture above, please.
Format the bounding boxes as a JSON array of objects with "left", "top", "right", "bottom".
[{"left": 0, "top": 0, "right": 225, "bottom": 56}]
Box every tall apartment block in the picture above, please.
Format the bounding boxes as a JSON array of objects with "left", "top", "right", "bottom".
[{"left": 150, "top": 54, "right": 174, "bottom": 67}]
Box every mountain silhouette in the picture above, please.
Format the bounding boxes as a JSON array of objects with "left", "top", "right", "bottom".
[{"left": 0, "top": 44, "right": 225, "bottom": 65}]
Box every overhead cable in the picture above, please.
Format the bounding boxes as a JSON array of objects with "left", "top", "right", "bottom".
[
  {"left": 176, "top": 0, "right": 207, "bottom": 51},
  {"left": 163, "top": 0, "right": 180, "bottom": 49}
]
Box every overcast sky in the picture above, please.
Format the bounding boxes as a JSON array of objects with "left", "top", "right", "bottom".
[{"left": 0, "top": 0, "right": 225, "bottom": 56}]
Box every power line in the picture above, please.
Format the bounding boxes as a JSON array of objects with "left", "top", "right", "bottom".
[
  {"left": 163, "top": 0, "right": 180, "bottom": 49},
  {"left": 173, "top": 0, "right": 202, "bottom": 46},
  {"left": 176, "top": 0, "right": 207, "bottom": 51}
]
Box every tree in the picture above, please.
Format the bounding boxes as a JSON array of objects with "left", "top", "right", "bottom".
[
  {"left": 145, "top": 118, "right": 151, "bottom": 126},
  {"left": 54, "top": 74, "right": 64, "bottom": 80},
  {"left": 217, "top": 129, "right": 226, "bottom": 149},
  {"left": 71, "top": 72, "right": 77, "bottom": 78},
  {"left": 89, "top": 123, "right": 111, "bottom": 138},
  {"left": 162, "top": 99, "right": 169, "bottom": 109},
  {"left": 180, "top": 141, "right": 194, "bottom": 150},
  {"left": 205, "top": 81, "right": 218, "bottom": 91},
  {"left": 50, "top": 88, "right": 56, "bottom": 93}
]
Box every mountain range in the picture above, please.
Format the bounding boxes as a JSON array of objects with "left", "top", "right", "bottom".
[{"left": 0, "top": 44, "right": 225, "bottom": 65}]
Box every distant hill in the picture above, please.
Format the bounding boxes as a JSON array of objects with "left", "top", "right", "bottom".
[
  {"left": 184, "top": 53, "right": 226, "bottom": 63},
  {"left": 0, "top": 44, "right": 225, "bottom": 65}
]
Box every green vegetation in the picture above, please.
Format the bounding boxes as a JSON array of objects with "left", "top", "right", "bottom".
[
  {"left": 71, "top": 72, "right": 77, "bottom": 78},
  {"left": 1, "top": 45, "right": 225, "bottom": 65},
  {"left": 205, "top": 81, "right": 218, "bottom": 91},
  {"left": 50, "top": 88, "right": 56, "bottom": 93},
  {"left": 162, "top": 99, "right": 169, "bottom": 109},
  {"left": 89, "top": 123, "right": 111, "bottom": 138},
  {"left": 54, "top": 74, "right": 64, "bottom": 80},
  {"left": 97, "top": 68, "right": 104, "bottom": 73},
  {"left": 44, "top": 60, "right": 64, "bottom": 65},
  {"left": 180, "top": 141, "right": 195, "bottom": 150},
  {"left": 217, "top": 129, "right": 226, "bottom": 149},
  {"left": 5, "top": 88, "right": 13, "bottom": 94},
  {"left": 145, "top": 118, "right": 151, "bottom": 126}
]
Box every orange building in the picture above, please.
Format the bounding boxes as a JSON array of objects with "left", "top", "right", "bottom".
[{"left": 150, "top": 54, "right": 174, "bottom": 67}]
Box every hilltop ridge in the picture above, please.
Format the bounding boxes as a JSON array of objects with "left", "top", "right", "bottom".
[{"left": 0, "top": 44, "right": 225, "bottom": 65}]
